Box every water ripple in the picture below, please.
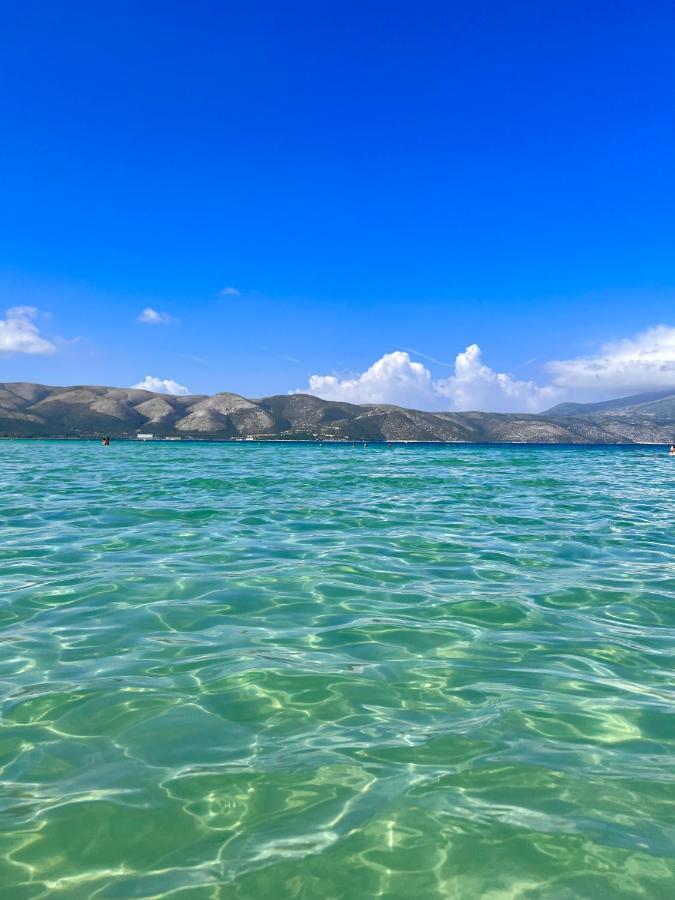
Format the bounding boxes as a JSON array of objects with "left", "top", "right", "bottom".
[{"left": 0, "top": 441, "right": 674, "bottom": 898}]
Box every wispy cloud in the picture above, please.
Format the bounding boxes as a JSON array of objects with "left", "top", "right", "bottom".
[
  {"left": 181, "top": 354, "right": 207, "bottom": 364},
  {"left": 517, "top": 354, "right": 543, "bottom": 369},
  {"left": 219, "top": 286, "right": 240, "bottom": 297},
  {"left": 402, "top": 347, "right": 454, "bottom": 368},
  {"left": 0, "top": 306, "right": 56, "bottom": 354},
  {"left": 131, "top": 375, "right": 190, "bottom": 395},
  {"left": 547, "top": 325, "right": 675, "bottom": 396},
  {"left": 137, "top": 307, "right": 177, "bottom": 325},
  {"left": 280, "top": 354, "right": 300, "bottom": 363}
]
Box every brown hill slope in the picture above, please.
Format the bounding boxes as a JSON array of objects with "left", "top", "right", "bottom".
[{"left": 1, "top": 382, "right": 674, "bottom": 443}]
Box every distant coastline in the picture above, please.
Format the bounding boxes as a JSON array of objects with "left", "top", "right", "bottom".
[
  {"left": 1, "top": 437, "right": 672, "bottom": 449},
  {"left": 2, "top": 382, "right": 675, "bottom": 445}
]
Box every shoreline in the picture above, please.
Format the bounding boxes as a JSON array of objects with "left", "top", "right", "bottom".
[{"left": 0, "top": 436, "right": 671, "bottom": 447}]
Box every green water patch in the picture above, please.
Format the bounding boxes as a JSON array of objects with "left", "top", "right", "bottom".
[{"left": 0, "top": 442, "right": 674, "bottom": 898}]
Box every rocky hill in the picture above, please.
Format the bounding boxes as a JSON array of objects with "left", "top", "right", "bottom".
[
  {"left": 546, "top": 388, "right": 675, "bottom": 419},
  {"left": 1, "top": 382, "right": 674, "bottom": 443}
]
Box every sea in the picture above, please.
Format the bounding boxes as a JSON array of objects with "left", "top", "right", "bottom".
[{"left": 1, "top": 440, "right": 674, "bottom": 898}]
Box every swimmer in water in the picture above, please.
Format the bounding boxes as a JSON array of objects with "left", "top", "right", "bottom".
[
  {"left": 102, "top": 435, "right": 110, "bottom": 446},
  {"left": 669, "top": 444, "right": 675, "bottom": 456}
]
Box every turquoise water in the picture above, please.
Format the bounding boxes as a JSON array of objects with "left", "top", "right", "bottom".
[{"left": 1, "top": 441, "right": 674, "bottom": 899}]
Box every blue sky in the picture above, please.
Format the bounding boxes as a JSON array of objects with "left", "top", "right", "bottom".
[{"left": 1, "top": 1, "right": 674, "bottom": 410}]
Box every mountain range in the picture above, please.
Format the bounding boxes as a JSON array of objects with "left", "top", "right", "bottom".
[{"left": 1, "top": 382, "right": 675, "bottom": 443}]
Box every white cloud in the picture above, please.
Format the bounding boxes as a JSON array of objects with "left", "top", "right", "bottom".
[
  {"left": 137, "top": 307, "right": 176, "bottom": 325},
  {"left": 296, "top": 347, "right": 556, "bottom": 412},
  {"left": 131, "top": 375, "right": 190, "bottom": 395},
  {"left": 220, "top": 286, "right": 240, "bottom": 297},
  {"left": 0, "top": 306, "right": 56, "bottom": 354},
  {"left": 295, "top": 323, "right": 675, "bottom": 412},
  {"left": 302, "top": 351, "right": 436, "bottom": 408},
  {"left": 548, "top": 325, "right": 675, "bottom": 397},
  {"left": 434, "top": 344, "right": 557, "bottom": 412}
]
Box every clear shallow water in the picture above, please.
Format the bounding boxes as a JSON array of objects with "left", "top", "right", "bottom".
[{"left": 1, "top": 440, "right": 674, "bottom": 899}]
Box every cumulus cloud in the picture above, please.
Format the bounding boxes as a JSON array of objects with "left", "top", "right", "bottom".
[
  {"left": 220, "top": 286, "right": 240, "bottom": 297},
  {"left": 302, "top": 351, "right": 435, "bottom": 408},
  {"left": 296, "top": 347, "right": 556, "bottom": 412},
  {"left": 131, "top": 375, "right": 190, "bottom": 395},
  {"left": 0, "top": 306, "right": 56, "bottom": 354},
  {"left": 295, "top": 323, "right": 675, "bottom": 411},
  {"left": 435, "top": 344, "right": 557, "bottom": 412},
  {"left": 137, "top": 307, "right": 176, "bottom": 325},
  {"left": 548, "top": 325, "right": 675, "bottom": 397}
]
